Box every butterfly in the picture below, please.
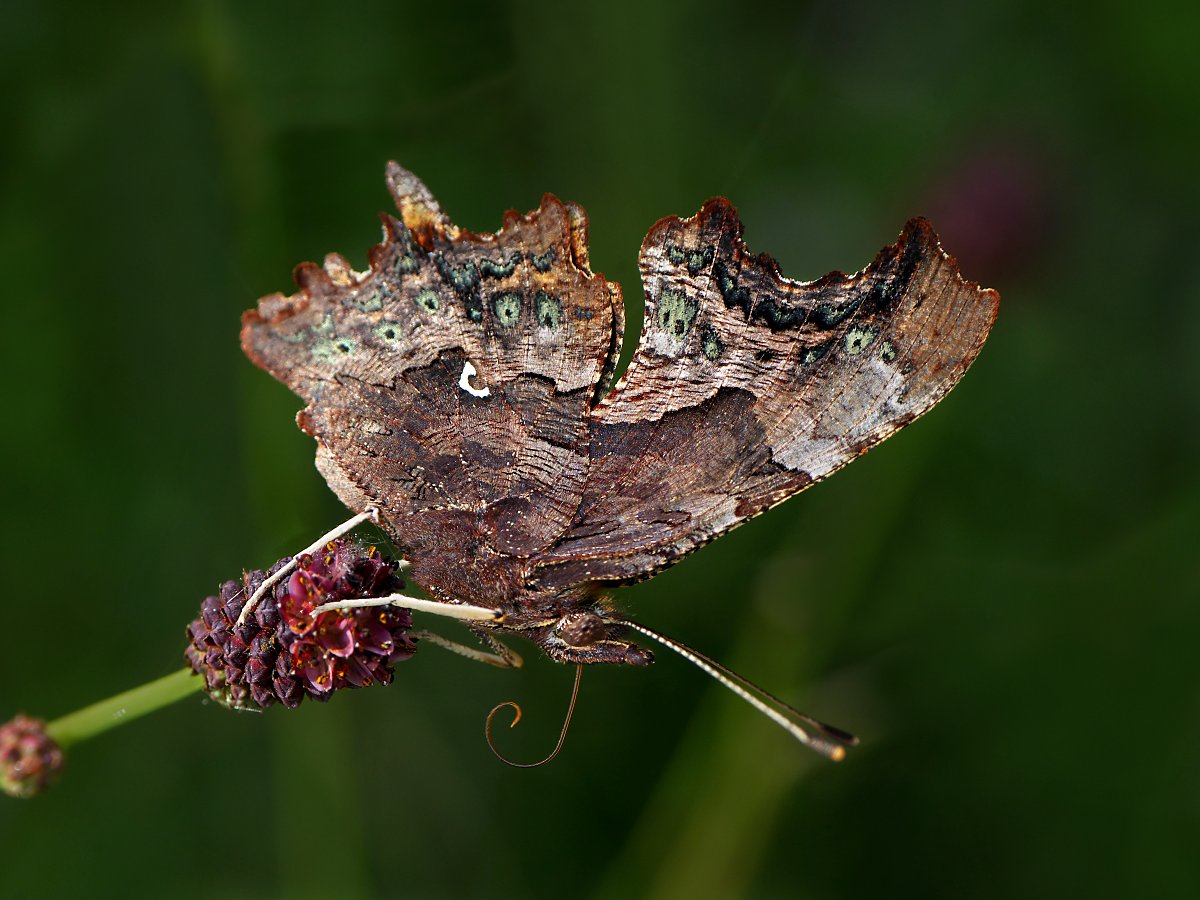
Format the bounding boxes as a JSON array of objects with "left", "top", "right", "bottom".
[{"left": 240, "top": 162, "right": 998, "bottom": 760}]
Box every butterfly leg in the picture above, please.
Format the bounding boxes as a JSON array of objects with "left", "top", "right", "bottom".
[
  {"left": 410, "top": 630, "right": 524, "bottom": 669},
  {"left": 478, "top": 632, "right": 524, "bottom": 668},
  {"left": 313, "top": 593, "right": 504, "bottom": 623},
  {"left": 311, "top": 593, "right": 517, "bottom": 664},
  {"left": 236, "top": 507, "right": 385, "bottom": 627}
]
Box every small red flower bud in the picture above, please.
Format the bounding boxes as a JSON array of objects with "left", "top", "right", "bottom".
[{"left": 0, "top": 716, "right": 64, "bottom": 799}]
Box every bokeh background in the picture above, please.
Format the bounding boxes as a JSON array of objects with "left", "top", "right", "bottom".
[{"left": 2, "top": 1, "right": 1198, "bottom": 897}]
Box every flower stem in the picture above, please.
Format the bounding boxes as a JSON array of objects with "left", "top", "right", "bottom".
[{"left": 45, "top": 669, "right": 203, "bottom": 749}]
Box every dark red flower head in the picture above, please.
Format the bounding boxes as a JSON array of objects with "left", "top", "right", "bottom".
[
  {"left": 0, "top": 716, "right": 63, "bottom": 799},
  {"left": 185, "top": 541, "right": 417, "bottom": 710}
]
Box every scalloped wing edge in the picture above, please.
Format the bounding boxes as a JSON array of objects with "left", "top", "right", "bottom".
[
  {"left": 593, "top": 198, "right": 999, "bottom": 417},
  {"left": 242, "top": 162, "right": 627, "bottom": 402}
]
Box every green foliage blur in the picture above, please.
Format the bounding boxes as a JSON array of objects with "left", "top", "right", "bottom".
[{"left": 2, "top": 1, "right": 1197, "bottom": 897}]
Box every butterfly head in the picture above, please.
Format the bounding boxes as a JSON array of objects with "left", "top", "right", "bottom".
[{"left": 534, "top": 610, "right": 655, "bottom": 667}]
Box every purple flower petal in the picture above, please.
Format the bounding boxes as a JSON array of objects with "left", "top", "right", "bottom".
[
  {"left": 314, "top": 613, "right": 355, "bottom": 658},
  {"left": 338, "top": 655, "right": 377, "bottom": 688},
  {"left": 282, "top": 571, "right": 319, "bottom": 634},
  {"left": 353, "top": 611, "right": 394, "bottom": 655},
  {"left": 292, "top": 642, "right": 335, "bottom": 693}
]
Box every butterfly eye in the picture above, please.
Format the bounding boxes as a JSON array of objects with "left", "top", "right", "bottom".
[{"left": 555, "top": 613, "right": 605, "bottom": 647}]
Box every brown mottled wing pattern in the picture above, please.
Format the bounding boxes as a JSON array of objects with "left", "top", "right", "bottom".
[
  {"left": 529, "top": 200, "right": 998, "bottom": 590},
  {"left": 242, "top": 163, "right": 622, "bottom": 607}
]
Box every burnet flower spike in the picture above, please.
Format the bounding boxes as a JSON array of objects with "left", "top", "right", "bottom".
[{"left": 186, "top": 540, "right": 417, "bottom": 710}]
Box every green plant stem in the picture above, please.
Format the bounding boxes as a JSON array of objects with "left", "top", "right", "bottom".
[{"left": 45, "top": 669, "right": 203, "bottom": 749}]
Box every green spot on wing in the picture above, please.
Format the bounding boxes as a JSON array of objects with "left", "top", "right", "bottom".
[
  {"left": 344, "top": 290, "right": 383, "bottom": 312},
  {"left": 312, "top": 337, "right": 356, "bottom": 363},
  {"left": 656, "top": 289, "right": 698, "bottom": 338},
  {"left": 480, "top": 252, "right": 521, "bottom": 278},
  {"left": 373, "top": 322, "right": 403, "bottom": 342},
  {"left": 685, "top": 247, "right": 713, "bottom": 275},
  {"left": 535, "top": 291, "right": 562, "bottom": 330},
  {"left": 415, "top": 289, "right": 440, "bottom": 313},
  {"left": 493, "top": 292, "right": 522, "bottom": 327},
  {"left": 282, "top": 313, "right": 334, "bottom": 344},
  {"left": 844, "top": 325, "right": 879, "bottom": 356}
]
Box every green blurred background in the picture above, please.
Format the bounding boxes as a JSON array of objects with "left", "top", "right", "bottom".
[{"left": 2, "top": 1, "right": 1198, "bottom": 897}]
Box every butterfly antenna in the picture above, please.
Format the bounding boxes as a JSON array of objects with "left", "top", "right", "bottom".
[
  {"left": 485, "top": 665, "right": 583, "bottom": 768},
  {"left": 613, "top": 620, "right": 858, "bottom": 761}
]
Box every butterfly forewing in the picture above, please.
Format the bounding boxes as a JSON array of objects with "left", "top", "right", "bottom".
[
  {"left": 241, "top": 164, "right": 622, "bottom": 605},
  {"left": 528, "top": 200, "right": 998, "bottom": 589}
]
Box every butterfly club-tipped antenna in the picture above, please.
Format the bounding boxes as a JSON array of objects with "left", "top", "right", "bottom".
[{"left": 612, "top": 619, "right": 858, "bottom": 761}]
